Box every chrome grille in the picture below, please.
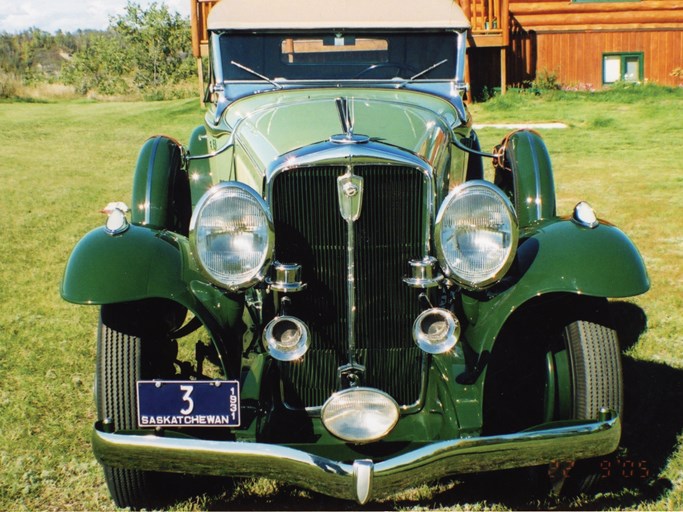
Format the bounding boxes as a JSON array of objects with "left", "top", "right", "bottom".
[{"left": 272, "top": 164, "right": 426, "bottom": 408}]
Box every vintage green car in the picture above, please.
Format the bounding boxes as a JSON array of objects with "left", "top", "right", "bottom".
[{"left": 61, "top": 0, "right": 649, "bottom": 508}]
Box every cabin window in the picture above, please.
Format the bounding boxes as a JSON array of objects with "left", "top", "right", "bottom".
[
  {"left": 281, "top": 37, "right": 389, "bottom": 65},
  {"left": 603, "top": 53, "right": 643, "bottom": 84}
]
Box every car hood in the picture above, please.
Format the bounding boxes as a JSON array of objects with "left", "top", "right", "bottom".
[{"left": 218, "top": 89, "right": 462, "bottom": 177}]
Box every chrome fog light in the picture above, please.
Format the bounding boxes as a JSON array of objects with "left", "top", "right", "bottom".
[
  {"left": 413, "top": 308, "right": 460, "bottom": 354},
  {"left": 264, "top": 315, "right": 310, "bottom": 361},
  {"left": 321, "top": 388, "right": 399, "bottom": 443}
]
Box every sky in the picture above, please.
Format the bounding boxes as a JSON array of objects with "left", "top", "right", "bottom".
[{"left": 0, "top": 0, "right": 190, "bottom": 34}]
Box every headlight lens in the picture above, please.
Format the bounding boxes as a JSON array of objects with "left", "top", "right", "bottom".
[
  {"left": 321, "top": 388, "right": 399, "bottom": 443},
  {"left": 435, "top": 180, "right": 518, "bottom": 289},
  {"left": 190, "top": 182, "right": 274, "bottom": 289}
]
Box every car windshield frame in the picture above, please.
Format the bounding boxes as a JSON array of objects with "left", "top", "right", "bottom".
[{"left": 215, "top": 30, "right": 460, "bottom": 83}]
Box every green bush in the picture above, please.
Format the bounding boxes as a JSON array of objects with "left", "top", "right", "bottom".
[{"left": 532, "top": 69, "right": 562, "bottom": 91}]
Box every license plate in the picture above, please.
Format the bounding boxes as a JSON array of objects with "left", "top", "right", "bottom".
[{"left": 137, "top": 380, "right": 240, "bottom": 428}]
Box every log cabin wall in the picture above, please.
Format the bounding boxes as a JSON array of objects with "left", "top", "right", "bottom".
[
  {"left": 525, "top": 29, "right": 683, "bottom": 89},
  {"left": 508, "top": 0, "right": 683, "bottom": 89}
]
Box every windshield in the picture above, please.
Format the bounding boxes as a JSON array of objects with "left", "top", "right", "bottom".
[{"left": 217, "top": 32, "right": 458, "bottom": 81}]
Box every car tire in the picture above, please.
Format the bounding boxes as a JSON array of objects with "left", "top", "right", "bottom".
[
  {"left": 565, "top": 317, "right": 623, "bottom": 421},
  {"left": 556, "top": 315, "right": 622, "bottom": 495},
  {"left": 96, "top": 303, "right": 191, "bottom": 509},
  {"left": 483, "top": 297, "right": 623, "bottom": 496}
]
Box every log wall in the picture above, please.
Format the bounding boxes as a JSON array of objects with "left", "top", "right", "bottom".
[
  {"left": 528, "top": 29, "right": 683, "bottom": 88},
  {"left": 508, "top": 0, "right": 683, "bottom": 87}
]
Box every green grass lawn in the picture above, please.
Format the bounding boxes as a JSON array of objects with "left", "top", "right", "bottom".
[{"left": 0, "top": 87, "right": 681, "bottom": 510}]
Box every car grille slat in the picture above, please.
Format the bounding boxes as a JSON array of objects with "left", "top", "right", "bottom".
[{"left": 272, "top": 165, "right": 426, "bottom": 408}]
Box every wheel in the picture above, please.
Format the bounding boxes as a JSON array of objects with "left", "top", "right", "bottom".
[
  {"left": 96, "top": 301, "right": 182, "bottom": 509},
  {"left": 483, "top": 297, "right": 623, "bottom": 494}
]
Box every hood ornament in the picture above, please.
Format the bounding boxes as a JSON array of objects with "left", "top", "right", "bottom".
[
  {"left": 331, "top": 97, "right": 369, "bottom": 145},
  {"left": 336, "top": 97, "right": 354, "bottom": 136}
]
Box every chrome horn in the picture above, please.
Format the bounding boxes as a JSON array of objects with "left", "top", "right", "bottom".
[
  {"left": 412, "top": 307, "right": 460, "bottom": 354},
  {"left": 264, "top": 315, "right": 310, "bottom": 362}
]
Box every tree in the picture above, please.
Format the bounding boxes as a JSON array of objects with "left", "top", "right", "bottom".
[
  {"left": 111, "top": 2, "right": 194, "bottom": 91},
  {"left": 61, "top": 31, "right": 131, "bottom": 95}
]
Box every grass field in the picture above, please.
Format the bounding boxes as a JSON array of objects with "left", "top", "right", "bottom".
[{"left": 1, "top": 86, "right": 682, "bottom": 510}]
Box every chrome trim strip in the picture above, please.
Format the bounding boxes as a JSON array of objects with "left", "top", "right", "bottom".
[
  {"left": 93, "top": 414, "right": 620, "bottom": 504},
  {"left": 455, "top": 30, "right": 467, "bottom": 90},
  {"left": 186, "top": 133, "right": 235, "bottom": 161},
  {"left": 346, "top": 187, "right": 358, "bottom": 363},
  {"left": 144, "top": 137, "right": 161, "bottom": 226},
  {"left": 266, "top": 140, "right": 432, "bottom": 186},
  {"left": 210, "top": 33, "right": 230, "bottom": 125},
  {"left": 211, "top": 33, "right": 224, "bottom": 85},
  {"left": 337, "top": 166, "right": 364, "bottom": 363}
]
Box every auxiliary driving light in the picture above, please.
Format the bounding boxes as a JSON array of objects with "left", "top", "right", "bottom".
[
  {"left": 321, "top": 387, "right": 399, "bottom": 443},
  {"left": 264, "top": 315, "right": 310, "bottom": 361},
  {"left": 412, "top": 308, "right": 460, "bottom": 354}
]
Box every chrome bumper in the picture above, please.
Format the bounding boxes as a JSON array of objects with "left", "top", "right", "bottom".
[{"left": 93, "top": 414, "right": 620, "bottom": 504}]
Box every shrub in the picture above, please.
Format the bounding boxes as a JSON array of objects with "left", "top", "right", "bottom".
[
  {"left": 0, "top": 73, "right": 19, "bottom": 98},
  {"left": 532, "top": 69, "right": 562, "bottom": 91}
]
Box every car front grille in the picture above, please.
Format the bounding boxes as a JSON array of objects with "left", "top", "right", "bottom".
[{"left": 271, "top": 164, "right": 426, "bottom": 408}]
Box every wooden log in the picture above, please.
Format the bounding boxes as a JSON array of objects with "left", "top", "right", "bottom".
[
  {"left": 528, "top": 22, "right": 683, "bottom": 31},
  {"left": 512, "top": 1, "right": 683, "bottom": 14},
  {"left": 191, "top": 0, "right": 200, "bottom": 58},
  {"left": 515, "top": 10, "right": 683, "bottom": 26},
  {"left": 502, "top": 0, "right": 510, "bottom": 44}
]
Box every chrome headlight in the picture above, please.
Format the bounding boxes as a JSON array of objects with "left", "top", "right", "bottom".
[
  {"left": 435, "top": 180, "right": 518, "bottom": 290},
  {"left": 190, "top": 182, "right": 274, "bottom": 290},
  {"left": 321, "top": 388, "right": 399, "bottom": 444}
]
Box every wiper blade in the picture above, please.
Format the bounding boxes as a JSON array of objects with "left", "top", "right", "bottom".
[
  {"left": 397, "top": 59, "right": 448, "bottom": 89},
  {"left": 230, "top": 60, "right": 283, "bottom": 90}
]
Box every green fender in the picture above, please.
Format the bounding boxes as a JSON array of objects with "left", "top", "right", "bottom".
[
  {"left": 60, "top": 224, "right": 190, "bottom": 305},
  {"left": 131, "top": 135, "right": 191, "bottom": 234},
  {"left": 186, "top": 124, "right": 216, "bottom": 207},
  {"left": 60, "top": 224, "right": 245, "bottom": 378},
  {"left": 464, "top": 218, "right": 650, "bottom": 356},
  {"left": 495, "top": 129, "right": 556, "bottom": 228}
]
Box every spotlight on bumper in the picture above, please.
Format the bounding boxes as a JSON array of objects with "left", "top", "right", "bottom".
[
  {"left": 412, "top": 308, "right": 460, "bottom": 354},
  {"left": 264, "top": 315, "right": 310, "bottom": 361},
  {"left": 321, "top": 388, "right": 399, "bottom": 443}
]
